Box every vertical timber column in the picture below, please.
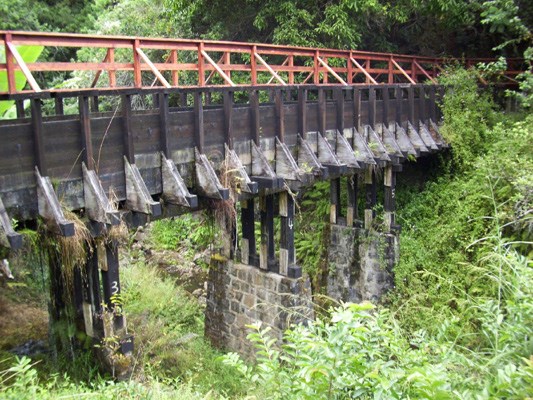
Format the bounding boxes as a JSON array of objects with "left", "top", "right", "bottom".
[
  {"left": 330, "top": 178, "right": 341, "bottom": 224},
  {"left": 382, "top": 86, "right": 390, "bottom": 131},
  {"left": 260, "top": 195, "right": 277, "bottom": 272},
  {"left": 383, "top": 165, "right": 396, "bottom": 232},
  {"left": 407, "top": 86, "right": 415, "bottom": 126},
  {"left": 241, "top": 199, "right": 257, "bottom": 266},
  {"left": 368, "top": 87, "right": 376, "bottom": 130},
  {"left": 419, "top": 86, "right": 427, "bottom": 125},
  {"left": 298, "top": 88, "right": 307, "bottom": 135},
  {"left": 428, "top": 86, "right": 437, "bottom": 122},
  {"left": 364, "top": 168, "right": 376, "bottom": 229},
  {"left": 347, "top": 175, "right": 359, "bottom": 227},
  {"left": 395, "top": 86, "right": 403, "bottom": 128},
  {"left": 280, "top": 192, "right": 301, "bottom": 278},
  {"left": 86, "top": 242, "right": 104, "bottom": 340},
  {"left": 100, "top": 240, "right": 124, "bottom": 332}
]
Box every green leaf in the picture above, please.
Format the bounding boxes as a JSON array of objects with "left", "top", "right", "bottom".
[{"left": 0, "top": 45, "right": 44, "bottom": 117}]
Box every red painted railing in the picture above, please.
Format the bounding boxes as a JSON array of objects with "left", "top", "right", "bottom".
[{"left": 0, "top": 30, "right": 526, "bottom": 94}]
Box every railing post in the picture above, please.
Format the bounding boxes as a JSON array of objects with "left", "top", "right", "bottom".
[
  {"left": 170, "top": 50, "right": 178, "bottom": 86},
  {"left": 4, "top": 33, "right": 16, "bottom": 94},
  {"left": 288, "top": 55, "right": 294, "bottom": 84},
  {"left": 314, "top": 50, "right": 320, "bottom": 84},
  {"left": 198, "top": 42, "right": 205, "bottom": 86},
  {"left": 411, "top": 58, "right": 417, "bottom": 83},
  {"left": 388, "top": 56, "right": 393, "bottom": 84},
  {"left": 251, "top": 45, "right": 257, "bottom": 85},
  {"left": 108, "top": 48, "right": 116, "bottom": 87},
  {"left": 347, "top": 53, "right": 353, "bottom": 84},
  {"left": 133, "top": 39, "right": 142, "bottom": 88}
]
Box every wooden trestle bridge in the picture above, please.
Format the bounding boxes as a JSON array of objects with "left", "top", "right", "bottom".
[{"left": 0, "top": 31, "right": 523, "bottom": 358}]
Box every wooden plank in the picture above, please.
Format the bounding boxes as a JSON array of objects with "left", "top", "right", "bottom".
[
  {"left": 194, "top": 148, "right": 229, "bottom": 200},
  {"left": 250, "top": 90, "right": 260, "bottom": 144},
  {"left": 419, "top": 86, "right": 427, "bottom": 125},
  {"left": 407, "top": 86, "right": 415, "bottom": 124},
  {"left": 318, "top": 88, "right": 326, "bottom": 135},
  {"left": 275, "top": 137, "right": 302, "bottom": 181},
  {"left": 353, "top": 87, "right": 361, "bottom": 133},
  {"left": 382, "top": 87, "right": 390, "bottom": 130}
]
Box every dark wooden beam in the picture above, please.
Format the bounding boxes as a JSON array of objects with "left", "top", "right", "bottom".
[
  {"left": 31, "top": 98, "right": 46, "bottom": 174},
  {"left": 159, "top": 92, "right": 170, "bottom": 157},
  {"left": 194, "top": 91, "right": 205, "bottom": 152},
  {"left": 223, "top": 91, "right": 234, "bottom": 148},
  {"left": 241, "top": 198, "right": 257, "bottom": 266},
  {"left": 280, "top": 191, "right": 300, "bottom": 278},
  {"left": 121, "top": 94, "right": 134, "bottom": 163},
  {"left": 298, "top": 88, "right": 307, "bottom": 135},
  {"left": 79, "top": 96, "right": 94, "bottom": 170}
]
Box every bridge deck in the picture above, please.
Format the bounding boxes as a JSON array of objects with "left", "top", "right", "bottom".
[{"left": 0, "top": 84, "right": 444, "bottom": 246}]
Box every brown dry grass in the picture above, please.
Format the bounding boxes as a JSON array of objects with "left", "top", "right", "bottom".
[{"left": 0, "top": 293, "right": 48, "bottom": 350}]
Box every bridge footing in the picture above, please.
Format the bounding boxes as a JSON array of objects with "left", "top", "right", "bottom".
[
  {"left": 205, "top": 258, "right": 313, "bottom": 359},
  {"left": 326, "top": 224, "right": 398, "bottom": 303}
]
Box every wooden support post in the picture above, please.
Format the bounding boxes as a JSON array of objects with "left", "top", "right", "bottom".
[
  {"left": 194, "top": 91, "right": 205, "bottom": 153},
  {"left": 395, "top": 86, "right": 403, "bottom": 128},
  {"left": 87, "top": 243, "right": 103, "bottom": 337},
  {"left": 407, "top": 86, "right": 415, "bottom": 125},
  {"left": 101, "top": 241, "right": 124, "bottom": 332},
  {"left": 79, "top": 96, "right": 95, "bottom": 170},
  {"left": 274, "top": 89, "right": 285, "bottom": 142},
  {"left": 260, "top": 195, "right": 277, "bottom": 273},
  {"left": 429, "top": 86, "right": 437, "bottom": 122},
  {"left": 54, "top": 97, "right": 64, "bottom": 116},
  {"left": 15, "top": 100, "right": 25, "bottom": 118},
  {"left": 122, "top": 95, "right": 135, "bottom": 163},
  {"left": 241, "top": 199, "right": 257, "bottom": 266},
  {"left": 347, "top": 175, "right": 358, "bottom": 227},
  {"left": 382, "top": 87, "right": 390, "bottom": 131},
  {"left": 91, "top": 96, "right": 99, "bottom": 113},
  {"left": 4, "top": 33, "right": 16, "bottom": 94},
  {"left": 249, "top": 90, "right": 261, "bottom": 145},
  {"left": 364, "top": 168, "right": 376, "bottom": 229},
  {"left": 330, "top": 178, "right": 341, "bottom": 224},
  {"left": 159, "top": 92, "right": 170, "bottom": 157},
  {"left": 383, "top": 164, "right": 396, "bottom": 232},
  {"left": 133, "top": 39, "right": 142, "bottom": 88},
  {"left": 31, "top": 98, "right": 46, "bottom": 174},
  {"left": 335, "top": 88, "right": 345, "bottom": 134},
  {"left": 419, "top": 86, "right": 427, "bottom": 125},
  {"left": 318, "top": 88, "right": 326, "bottom": 135},
  {"left": 353, "top": 87, "right": 361, "bottom": 133},
  {"left": 368, "top": 87, "right": 376, "bottom": 130},
  {"left": 223, "top": 91, "right": 234, "bottom": 148},
  {"left": 280, "top": 192, "right": 300, "bottom": 278}
]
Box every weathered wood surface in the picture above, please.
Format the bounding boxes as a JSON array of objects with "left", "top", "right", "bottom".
[{"left": 0, "top": 84, "right": 445, "bottom": 225}]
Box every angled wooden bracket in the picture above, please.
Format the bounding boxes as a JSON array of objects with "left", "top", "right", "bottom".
[
  {"left": 35, "top": 167, "right": 75, "bottom": 236},
  {"left": 251, "top": 141, "right": 283, "bottom": 189},
  {"left": 429, "top": 119, "right": 448, "bottom": 148},
  {"left": 394, "top": 123, "right": 417, "bottom": 157},
  {"left": 407, "top": 121, "right": 429, "bottom": 154},
  {"left": 254, "top": 52, "right": 287, "bottom": 86},
  {"left": 201, "top": 50, "right": 236, "bottom": 87},
  {"left": 326, "top": 129, "right": 360, "bottom": 169},
  {"left": 352, "top": 128, "right": 377, "bottom": 166},
  {"left": 391, "top": 58, "right": 416, "bottom": 84},
  {"left": 161, "top": 153, "right": 198, "bottom": 208},
  {"left": 136, "top": 47, "right": 171, "bottom": 88},
  {"left": 82, "top": 163, "right": 120, "bottom": 225},
  {"left": 275, "top": 137, "right": 303, "bottom": 181},
  {"left": 224, "top": 144, "right": 258, "bottom": 194},
  {"left": 317, "top": 56, "right": 347, "bottom": 85},
  {"left": 382, "top": 126, "right": 404, "bottom": 164},
  {"left": 308, "top": 132, "right": 346, "bottom": 175},
  {"left": 419, "top": 122, "right": 439, "bottom": 151},
  {"left": 0, "top": 195, "right": 22, "bottom": 249},
  {"left": 365, "top": 126, "right": 391, "bottom": 162},
  {"left": 195, "top": 148, "right": 230, "bottom": 200},
  {"left": 297, "top": 134, "right": 323, "bottom": 176},
  {"left": 350, "top": 57, "right": 377, "bottom": 84},
  {"left": 124, "top": 156, "right": 162, "bottom": 215}
]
